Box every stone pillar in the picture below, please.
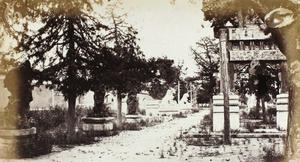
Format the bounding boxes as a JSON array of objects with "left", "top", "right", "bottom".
[
  {"left": 213, "top": 94, "right": 239, "bottom": 131},
  {"left": 276, "top": 93, "right": 288, "bottom": 130}
]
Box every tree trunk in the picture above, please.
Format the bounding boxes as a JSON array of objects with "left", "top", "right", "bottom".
[
  {"left": 261, "top": 97, "right": 266, "bottom": 122},
  {"left": 209, "top": 97, "right": 213, "bottom": 132},
  {"left": 93, "top": 86, "right": 106, "bottom": 116},
  {"left": 116, "top": 89, "right": 122, "bottom": 130},
  {"left": 67, "top": 93, "right": 76, "bottom": 143},
  {"left": 66, "top": 17, "right": 76, "bottom": 143},
  {"left": 255, "top": 97, "right": 260, "bottom": 119}
]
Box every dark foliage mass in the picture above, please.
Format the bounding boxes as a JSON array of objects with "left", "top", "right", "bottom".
[{"left": 147, "top": 57, "right": 180, "bottom": 100}]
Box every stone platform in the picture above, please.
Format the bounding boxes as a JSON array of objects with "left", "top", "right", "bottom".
[
  {"left": 124, "top": 115, "right": 142, "bottom": 130},
  {"left": 82, "top": 117, "right": 115, "bottom": 136}
]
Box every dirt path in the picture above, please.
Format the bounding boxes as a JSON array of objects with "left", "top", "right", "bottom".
[{"left": 11, "top": 110, "right": 210, "bottom": 162}]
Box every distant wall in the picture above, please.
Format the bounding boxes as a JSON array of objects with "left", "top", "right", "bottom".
[
  {"left": 30, "top": 85, "right": 67, "bottom": 110},
  {"left": 78, "top": 91, "right": 94, "bottom": 107}
]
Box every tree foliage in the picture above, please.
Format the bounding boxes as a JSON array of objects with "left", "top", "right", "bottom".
[
  {"left": 18, "top": 0, "right": 106, "bottom": 142},
  {"left": 147, "top": 57, "right": 179, "bottom": 100},
  {"left": 191, "top": 37, "right": 219, "bottom": 103}
]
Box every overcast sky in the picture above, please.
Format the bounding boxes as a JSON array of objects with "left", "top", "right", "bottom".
[{"left": 97, "top": 0, "right": 214, "bottom": 77}]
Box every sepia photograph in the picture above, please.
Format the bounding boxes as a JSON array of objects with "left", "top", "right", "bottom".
[{"left": 0, "top": 0, "right": 300, "bottom": 161}]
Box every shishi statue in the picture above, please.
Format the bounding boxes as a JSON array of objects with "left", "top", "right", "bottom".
[{"left": 1, "top": 60, "right": 33, "bottom": 129}]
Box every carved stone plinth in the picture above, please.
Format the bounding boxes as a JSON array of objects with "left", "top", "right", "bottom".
[
  {"left": 0, "top": 127, "right": 36, "bottom": 158},
  {"left": 213, "top": 94, "right": 240, "bottom": 132},
  {"left": 81, "top": 117, "right": 115, "bottom": 136},
  {"left": 276, "top": 93, "right": 288, "bottom": 130}
]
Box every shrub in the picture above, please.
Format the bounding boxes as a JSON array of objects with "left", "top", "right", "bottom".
[
  {"left": 263, "top": 147, "right": 285, "bottom": 162},
  {"left": 26, "top": 105, "right": 97, "bottom": 157},
  {"left": 248, "top": 108, "right": 259, "bottom": 119},
  {"left": 28, "top": 106, "right": 67, "bottom": 131},
  {"left": 139, "top": 109, "right": 146, "bottom": 115},
  {"left": 27, "top": 131, "right": 54, "bottom": 157},
  {"left": 199, "top": 114, "right": 212, "bottom": 132},
  {"left": 172, "top": 112, "right": 187, "bottom": 118},
  {"left": 267, "top": 107, "right": 276, "bottom": 124}
]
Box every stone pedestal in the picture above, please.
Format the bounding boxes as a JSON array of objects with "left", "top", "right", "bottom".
[
  {"left": 213, "top": 94, "right": 239, "bottom": 131},
  {"left": 124, "top": 115, "right": 142, "bottom": 130},
  {"left": 145, "top": 101, "right": 160, "bottom": 116},
  {"left": 0, "top": 127, "right": 36, "bottom": 158},
  {"left": 276, "top": 93, "right": 288, "bottom": 130},
  {"left": 82, "top": 117, "right": 115, "bottom": 136}
]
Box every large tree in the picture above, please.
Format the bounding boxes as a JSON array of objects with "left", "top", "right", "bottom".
[
  {"left": 100, "top": 2, "right": 152, "bottom": 129},
  {"left": 18, "top": 0, "right": 106, "bottom": 142},
  {"left": 191, "top": 37, "right": 220, "bottom": 104}
]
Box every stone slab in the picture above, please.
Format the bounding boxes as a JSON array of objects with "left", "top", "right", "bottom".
[
  {"left": 0, "top": 127, "right": 36, "bottom": 137},
  {"left": 81, "top": 117, "right": 114, "bottom": 124},
  {"left": 82, "top": 122, "right": 113, "bottom": 131}
]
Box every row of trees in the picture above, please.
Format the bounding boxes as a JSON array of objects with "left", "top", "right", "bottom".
[{"left": 0, "top": 0, "right": 181, "bottom": 142}]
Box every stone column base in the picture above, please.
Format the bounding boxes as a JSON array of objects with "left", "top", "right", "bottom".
[
  {"left": 213, "top": 94, "right": 240, "bottom": 132},
  {"left": 0, "top": 127, "right": 36, "bottom": 158}
]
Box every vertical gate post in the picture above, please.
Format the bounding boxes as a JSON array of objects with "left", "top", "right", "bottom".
[{"left": 219, "top": 28, "right": 231, "bottom": 144}]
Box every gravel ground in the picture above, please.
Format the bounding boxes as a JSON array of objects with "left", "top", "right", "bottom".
[{"left": 4, "top": 109, "right": 285, "bottom": 162}]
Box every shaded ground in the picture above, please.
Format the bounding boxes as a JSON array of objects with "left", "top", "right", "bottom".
[{"left": 6, "top": 109, "right": 285, "bottom": 162}]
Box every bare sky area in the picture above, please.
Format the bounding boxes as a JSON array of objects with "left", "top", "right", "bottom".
[{"left": 97, "top": 0, "right": 214, "bottom": 77}]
